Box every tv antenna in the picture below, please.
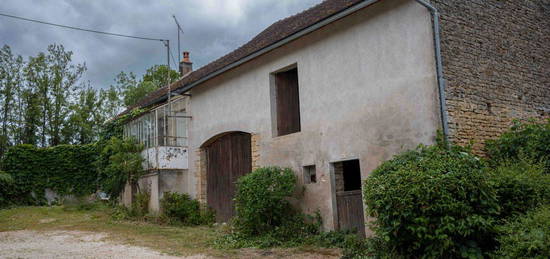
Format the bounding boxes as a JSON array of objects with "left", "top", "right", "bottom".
[{"left": 172, "top": 15, "right": 184, "bottom": 62}]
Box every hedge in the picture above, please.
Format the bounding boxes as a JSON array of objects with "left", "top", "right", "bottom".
[{"left": 1, "top": 144, "right": 99, "bottom": 204}]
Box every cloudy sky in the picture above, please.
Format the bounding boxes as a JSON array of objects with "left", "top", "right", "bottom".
[{"left": 0, "top": 0, "right": 322, "bottom": 88}]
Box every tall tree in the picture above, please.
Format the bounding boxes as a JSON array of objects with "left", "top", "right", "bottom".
[
  {"left": 0, "top": 45, "right": 24, "bottom": 156},
  {"left": 44, "top": 44, "right": 85, "bottom": 145}
]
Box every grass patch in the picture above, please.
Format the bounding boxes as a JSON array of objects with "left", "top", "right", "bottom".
[{"left": 0, "top": 205, "right": 339, "bottom": 258}]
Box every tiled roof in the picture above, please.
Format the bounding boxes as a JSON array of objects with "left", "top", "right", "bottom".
[{"left": 120, "top": 0, "right": 366, "bottom": 116}]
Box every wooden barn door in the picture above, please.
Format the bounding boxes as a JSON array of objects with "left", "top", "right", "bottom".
[{"left": 205, "top": 132, "right": 251, "bottom": 222}]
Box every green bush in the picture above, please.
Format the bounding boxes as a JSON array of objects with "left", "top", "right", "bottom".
[
  {"left": 487, "top": 160, "right": 550, "bottom": 220},
  {"left": 160, "top": 192, "right": 214, "bottom": 226},
  {"left": 97, "top": 137, "right": 144, "bottom": 199},
  {"left": 486, "top": 119, "right": 550, "bottom": 173},
  {"left": 217, "top": 167, "right": 322, "bottom": 248},
  {"left": 233, "top": 167, "right": 297, "bottom": 236},
  {"left": 363, "top": 143, "right": 499, "bottom": 258},
  {"left": 0, "top": 171, "right": 16, "bottom": 208},
  {"left": 131, "top": 192, "right": 150, "bottom": 218},
  {"left": 1, "top": 144, "right": 98, "bottom": 204},
  {"left": 494, "top": 205, "right": 550, "bottom": 259}
]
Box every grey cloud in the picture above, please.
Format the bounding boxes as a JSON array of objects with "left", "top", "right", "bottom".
[{"left": 0, "top": 0, "right": 322, "bottom": 88}]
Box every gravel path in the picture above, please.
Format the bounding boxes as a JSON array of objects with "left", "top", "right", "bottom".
[{"left": 0, "top": 230, "right": 209, "bottom": 259}]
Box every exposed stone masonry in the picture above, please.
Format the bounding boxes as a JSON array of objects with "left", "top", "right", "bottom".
[
  {"left": 194, "top": 149, "right": 207, "bottom": 203},
  {"left": 251, "top": 134, "right": 261, "bottom": 170},
  {"left": 429, "top": 0, "right": 550, "bottom": 153}
]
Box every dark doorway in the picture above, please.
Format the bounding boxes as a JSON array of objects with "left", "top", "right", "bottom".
[
  {"left": 333, "top": 159, "right": 365, "bottom": 236},
  {"left": 205, "top": 132, "right": 252, "bottom": 222}
]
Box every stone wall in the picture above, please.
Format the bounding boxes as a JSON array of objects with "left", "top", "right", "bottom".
[
  {"left": 251, "top": 134, "right": 261, "bottom": 171},
  {"left": 431, "top": 0, "right": 550, "bottom": 153}
]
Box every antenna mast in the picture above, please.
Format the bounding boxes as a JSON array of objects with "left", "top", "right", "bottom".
[{"left": 172, "top": 15, "right": 184, "bottom": 62}]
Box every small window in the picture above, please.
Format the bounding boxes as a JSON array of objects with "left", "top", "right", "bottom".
[
  {"left": 273, "top": 67, "right": 301, "bottom": 136},
  {"left": 303, "top": 165, "right": 316, "bottom": 184}
]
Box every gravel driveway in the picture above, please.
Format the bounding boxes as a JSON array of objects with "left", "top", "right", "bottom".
[{"left": 0, "top": 230, "right": 209, "bottom": 259}]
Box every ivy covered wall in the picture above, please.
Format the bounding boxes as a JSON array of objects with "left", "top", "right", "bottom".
[{"left": 1, "top": 144, "right": 99, "bottom": 204}]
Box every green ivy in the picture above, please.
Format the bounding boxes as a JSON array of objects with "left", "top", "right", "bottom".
[
  {"left": 1, "top": 144, "right": 98, "bottom": 204},
  {"left": 97, "top": 137, "right": 144, "bottom": 199}
]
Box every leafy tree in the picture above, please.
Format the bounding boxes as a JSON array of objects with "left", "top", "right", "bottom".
[
  {"left": 0, "top": 45, "right": 24, "bottom": 156},
  {"left": 142, "top": 64, "right": 179, "bottom": 87},
  {"left": 98, "top": 137, "right": 145, "bottom": 198},
  {"left": 114, "top": 65, "right": 179, "bottom": 107}
]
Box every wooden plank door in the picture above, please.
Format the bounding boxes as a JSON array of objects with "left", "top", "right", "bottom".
[
  {"left": 206, "top": 132, "right": 251, "bottom": 222},
  {"left": 337, "top": 190, "right": 366, "bottom": 236}
]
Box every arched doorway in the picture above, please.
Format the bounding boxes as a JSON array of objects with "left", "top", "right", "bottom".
[{"left": 204, "top": 132, "right": 251, "bottom": 222}]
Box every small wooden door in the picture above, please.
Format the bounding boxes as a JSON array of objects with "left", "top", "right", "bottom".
[
  {"left": 336, "top": 190, "right": 366, "bottom": 236},
  {"left": 334, "top": 159, "right": 365, "bottom": 236},
  {"left": 205, "top": 132, "right": 251, "bottom": 222}
]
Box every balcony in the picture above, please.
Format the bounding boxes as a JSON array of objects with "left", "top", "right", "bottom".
[{"left": 141, "top": 146, "right": 188, "bottom": 170}]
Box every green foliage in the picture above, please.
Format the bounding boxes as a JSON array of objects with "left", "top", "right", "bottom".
[
  {"left": 160, "top": 192, "right": 214, "bottom": 226},
  {"left": 233, "top": 167, "right": 297, "bottom": 236},
  {"left": 1, "top": 144, "right": 98, "bottom": 205},
  {"left": 487, "top": 159, "right": 550, "bottom": 220},
  {"left": 486, "top": 119, "right": 550, "bottom": 173},
  {"left": 494, "top": 205, "right": 550, "bottom": 259},
  {"left": 0, "top": 171, "right": 16, "bottom": 208},
  {"left": 115, "top": 65, "right": 179, "bottom": 107},
  {"left": 97, "top": 137, "right": 144, "bottom": 199},
  {"left": 363, "top": 144, "right": 499, "bottom": 258},
  {"left": 131, "top": 192, "right": 150, "bottom": 218},
  {"left": 217, "top": 167, "right": 323, "bottom": 249}
]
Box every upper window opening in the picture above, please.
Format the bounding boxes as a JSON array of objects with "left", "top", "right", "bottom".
[
  {"left": 333, "top": 159, "right": 362, "bottom": 192},
  {"left": 273, "top": 67, "right": 301, "bottom": 136}
]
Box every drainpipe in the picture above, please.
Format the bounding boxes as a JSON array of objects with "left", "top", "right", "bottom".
[{"left": 414, "top": 0, "right": 450, "bottom": 143}]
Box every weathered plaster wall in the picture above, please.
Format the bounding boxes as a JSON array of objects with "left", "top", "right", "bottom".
[
  {"left": 431, "top": 0, "right": 550, "bottom": 153},
  {"left": 141, "top": 146, "right": 188, "bottom": 170},
  {"left": 134, "top": 170, "right": 187, "bottom": 213},
  {"left": 187, "top": 0, "right": 440, "bottom": 230}
]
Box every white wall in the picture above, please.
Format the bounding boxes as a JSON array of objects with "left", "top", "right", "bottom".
[
  {"left": 141, "top": 146, "right": 188, "bottom": 170},
  {"left": 186, "top": 0, "right": 440, "bottom": 230}
]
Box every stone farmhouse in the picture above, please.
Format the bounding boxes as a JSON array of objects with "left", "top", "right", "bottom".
[{"left": 119, "top": 0, "right": 550, "bottom": 234}]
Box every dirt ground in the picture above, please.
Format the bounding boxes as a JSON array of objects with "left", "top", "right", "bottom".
[
  {"left": 0, "top": 206, "right": 340, "bottom": 259},
  {"left": 0, "top": 230, "right": 338, "bottom": 259},
  {"left": 0, "top": 230, "right": 209, "bottom": 259}
]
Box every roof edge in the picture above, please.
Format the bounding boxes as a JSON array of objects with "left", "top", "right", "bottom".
[{"left": 123, "top": 0, "right": 382, "bottom": 115}]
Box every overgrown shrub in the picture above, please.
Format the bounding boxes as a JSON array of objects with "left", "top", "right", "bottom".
[
  {"left": 97, "top": 137, "right": 144, "bottom": 199},
  {"left": 131, "top": 192, "right": 150, "bottom": 218},
  {"left": 494, "top": 205, "right": 550, "bottom": 259},
  {"left": 487, "top": 159, "right": 550, "bottom": 220},
  {"left": 233, "top": 167, "right": 297, "bottom": 236},
  {"left": 1, "top": 144, "right": 98, "bottom": 204},
  {"left": 160, "top": 192, "right": 214, "bottom": 226},
  {"left": 218, "top": 167, "right": 321, "bottom": 248},
  {"left": 486, "top": 119, "right": 550, "bottom": 173},
  {"left": 363, "top": 143, "right": 499, "bottom": 258}
]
